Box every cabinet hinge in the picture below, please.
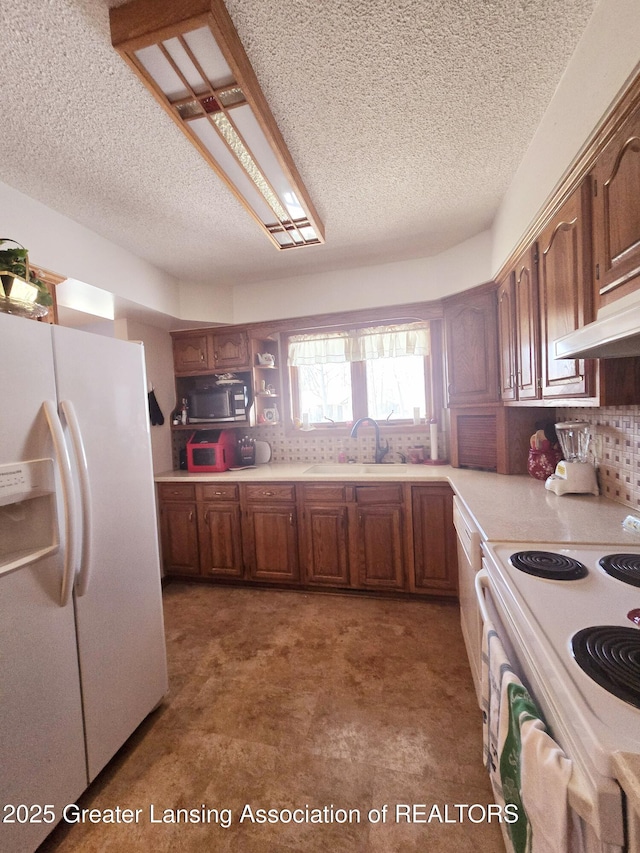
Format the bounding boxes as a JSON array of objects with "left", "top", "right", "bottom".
[
  {"left": 593, "top": 179, "right": 597, "bottom": 197},
  {"left": 595, "top": 263, "right": 600, "bottom": 281},
  {"left": 533, "top": 250, "right": 539, "bottom": 265}
]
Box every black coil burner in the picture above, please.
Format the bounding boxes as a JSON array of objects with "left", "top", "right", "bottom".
[
  {"left": 572, "top": 626, "right": 640, "bottom": 710},
  {"left": 509, "top": 550, "right": 588, "bottom": 580},
  {"left": 598, "top": 554, "right": 640, "bottom": 588}
]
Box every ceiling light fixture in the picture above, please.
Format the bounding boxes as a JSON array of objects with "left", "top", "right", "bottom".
[{"left": 110, "top": 0, "right": 324, "bottom": 250}]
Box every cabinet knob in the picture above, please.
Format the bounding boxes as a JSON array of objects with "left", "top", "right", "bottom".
[{"left": 262, "top": 490, "right": 274, "bottom": 496}]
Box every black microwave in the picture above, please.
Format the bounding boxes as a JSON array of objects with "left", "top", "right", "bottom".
[{"left": 188, "top": 385, "right": 248, "bottom": 422}]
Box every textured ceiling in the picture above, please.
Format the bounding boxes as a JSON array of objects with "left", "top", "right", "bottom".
[{"left": 0, "top": 0, "right": 599, "bottom": 288}]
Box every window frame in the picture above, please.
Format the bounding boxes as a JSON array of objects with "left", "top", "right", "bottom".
[{"left": 285, "top": 321, "right": 434, "bottom": 432}]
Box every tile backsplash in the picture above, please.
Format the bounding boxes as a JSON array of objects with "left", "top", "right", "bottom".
[
  {"left": 172, "top": 424, "right": 447, "bottom": 469},
  {"left": 249, "top": 425, "right": 446, "bottom": 465},
  {"left": 565, "top": 405, "right": 640, "bottom": 510},
  {"left": 171, "top": 407, "right": 640, "bottom": 511}
]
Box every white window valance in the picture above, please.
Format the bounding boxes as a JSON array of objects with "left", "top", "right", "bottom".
[{"left": 288, "top": 323, "right": 430, "bottom": 366}]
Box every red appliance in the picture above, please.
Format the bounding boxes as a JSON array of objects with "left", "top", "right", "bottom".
[{"left": 186, "top": 429, "right": 237, "bottom": 473}]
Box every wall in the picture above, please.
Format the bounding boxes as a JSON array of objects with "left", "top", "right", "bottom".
[
  {"left": 115, "top": 318, "right": 175, "bottom": 475},
  {"left": 566, "top": 405, "right": 640, "bottom": 511},
  {"left": 230, "top": 231, "right": 492, "bottom": 325},
  {"left": 491, "top": 0, "right": 640, "bottom": 276},
  {"left": 0, "top": 181, "right": 181, "bottom": 318}
]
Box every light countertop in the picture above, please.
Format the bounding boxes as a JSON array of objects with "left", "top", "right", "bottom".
[{"left": 155, "top": 463, "right": 640, "bottom": 547}]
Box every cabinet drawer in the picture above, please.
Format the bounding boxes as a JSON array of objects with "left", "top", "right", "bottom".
[
  {"left": 355, "top": 484, "right": 403, "bottom": 505},
  {"left": 197, "top": 483, "right": 239, "bottom": 502},
  {"left": 302, "top": 483, "right": 348, "bottom": 503},
  {"left": 157, "top": 483, "right": 196, "bottom": 501},
  {"left": 245, "top": 484, "right": 296, "bottom": 502}
]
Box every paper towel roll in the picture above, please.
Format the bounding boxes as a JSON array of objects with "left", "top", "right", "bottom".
[{"left": 430, "top": 421, "right": 438, "bottom": 461}]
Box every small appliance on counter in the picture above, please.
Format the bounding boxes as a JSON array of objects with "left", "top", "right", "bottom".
[
  {"left": 238, "top": 435, "right": 256, "bottom": 466},
  {"left": 186, "top": 429, "right": 237, "bottom": 473},
  {"left": 545, "top": 421, "right": 599, "bottom": 496}
]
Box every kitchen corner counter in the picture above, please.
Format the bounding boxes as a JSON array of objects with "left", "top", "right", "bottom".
[
  {"left": 445, "top": 468, "right": 640, "bottom": 546},
  {"left": 155, "top": 463, "right": 640, "bottom": 547}
]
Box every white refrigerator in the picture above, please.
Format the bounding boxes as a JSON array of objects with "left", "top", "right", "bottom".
[{"left": 0, "top": 312, "right": 168, "bottom": 853}]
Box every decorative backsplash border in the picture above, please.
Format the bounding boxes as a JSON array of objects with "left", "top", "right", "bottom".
[{"left": 565, "top": 405, "right": 640, "bottom": 510}]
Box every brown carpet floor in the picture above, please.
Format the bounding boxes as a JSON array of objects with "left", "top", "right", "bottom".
[{"left": 39, "top": 584, "right": 504, "bottom": 852}]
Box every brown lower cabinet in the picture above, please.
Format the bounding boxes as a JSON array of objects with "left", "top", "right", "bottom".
[
  {"left": 157, "top": 484, "right": 199, "bottom": 576},
  {"left": 242, "top": 484, "right": 300, "bottom": 583},
  {"left": 411, "top": 485, "right": 457, "bottom": 595},
  {"left": 302, "top": 484, "right": 351, "bottom": 587},
  {"left": 157, "top": 479, "right": 458, "bottom": 597},
  {"left": 353, "top": 485, "right": 405, "bottom": 590}
]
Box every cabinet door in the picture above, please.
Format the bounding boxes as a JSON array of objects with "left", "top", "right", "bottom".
[
  {"left": 303, "top": 504, "right": 350, "bottom": 587},
  {"left": 514, "top": 246, "right": 541, "bottom": 400},
  {"left": 243, "top": 504, "right": 300, "bottom": 583},
  {"left": 159, "top": 502, "right": 199, "bottom": 576},
  {"left": 353, "top": 486, "right": 405, "bottom": 590},
  {"left": 354, "top": 505, "right": 405, "bottom": 590},
  {"left": 212, "top": 331, "right": 249, "bottom": 370},
  {"left": 592, "top": 104, "right": 640, "bottom": 307},
  {"left": 198, "top": 502, "right": 244, "bottom": 578},
  {"left": 411, "top": 485, "right": 457, "bottom": 596},
  {"left": 444, "top": 288, "right": 499, "bottom": 406},
  {"left": 539, "top": 181, "right": 594, "bottom": 399},
  {"left": 173, "top": 334, "right": 212, "bottom": 374},
  {"left": 497, "top": 274, "right": 516, "bottom": 401}
]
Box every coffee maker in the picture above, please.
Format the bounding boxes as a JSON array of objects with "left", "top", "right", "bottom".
[{"left": 545, "top": 421, "right": 599, "bottom": 496}]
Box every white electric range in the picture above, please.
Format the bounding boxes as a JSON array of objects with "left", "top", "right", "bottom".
[{"left": 480, "top": 541, "right": 640, "bottom": 852}]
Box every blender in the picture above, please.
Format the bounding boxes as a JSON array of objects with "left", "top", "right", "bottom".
[{"left": 545, "top": 421, "right": 599, "bottom": 496}]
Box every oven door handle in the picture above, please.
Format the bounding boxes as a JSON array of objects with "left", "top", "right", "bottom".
[{"left": 474, "top": 569, "right": 491, "bottom": 625}]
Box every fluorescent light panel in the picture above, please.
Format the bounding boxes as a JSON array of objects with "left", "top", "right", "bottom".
[{"left": 110, "top": 2, "right": 324, "bottom": 250}]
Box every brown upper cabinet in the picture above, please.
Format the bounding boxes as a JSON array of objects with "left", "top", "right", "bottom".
[
  {"left": 173, "top": 333, "right": 213, "bottom": 374},
  {"left": 497, "top": 272, "right": 517, "bottom": 402},
  {"left": 592, "top": 101, "right": 640, "bottom": 308},
  {"left": 538, "top": 181, "right": 594, "bottom": 399},
  {"left": 497, "top": 244, "right": 541, "bottom": 402},
  {"left": 211, "top": 330, "right": 250, "bottom": 370},
  {"left": 443, "top": 286, "right": 499, "bottom": 406},
  {"left": 173, "top": 329, "right": 250, "bottom": 375}
]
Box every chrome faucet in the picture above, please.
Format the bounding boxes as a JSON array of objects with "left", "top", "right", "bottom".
[{"left": 350, "top": 417, "right": 389, "bottom": 464}]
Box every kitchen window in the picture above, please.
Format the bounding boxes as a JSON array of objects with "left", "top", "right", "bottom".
[{"left": 287, "top": 322, "right": 431, "bottom": 427}]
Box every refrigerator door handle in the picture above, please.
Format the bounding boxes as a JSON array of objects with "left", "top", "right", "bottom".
[
  {"left": 43, "top": 400, "right": 78, "bottom": 607},
  {"left": 60, "top": 400, "right": 93, "bottom": 597}
]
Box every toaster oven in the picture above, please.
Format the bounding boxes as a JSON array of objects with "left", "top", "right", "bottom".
[{"left": 186, "top": 429, "right": 238, "bottom": 473}]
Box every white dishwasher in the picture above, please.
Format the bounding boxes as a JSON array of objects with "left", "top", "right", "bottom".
[{"left": 453, "top": 496, "right": 483, "bottom": 706}]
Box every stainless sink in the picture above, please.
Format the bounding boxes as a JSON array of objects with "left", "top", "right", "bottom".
[{"left": 304, "top": 464, "right": 409, "bottom": 475}]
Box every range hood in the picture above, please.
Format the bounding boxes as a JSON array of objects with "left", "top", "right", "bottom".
[{"left": 555, "top": 292, "right": 640, "bottom": 359}]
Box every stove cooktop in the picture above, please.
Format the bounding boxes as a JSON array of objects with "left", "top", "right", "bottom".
[
  {"left": 599, "top": 553, "right": 640, "bottom": 588},
  {"left": 509, "top": 549, "right": 589, "bottom": 580},
  {"left": 572, "top": 625, "right": 640, "bottom": 710},
  {"left": 483, "top": 540, "right": 640, "bottom": 776}
]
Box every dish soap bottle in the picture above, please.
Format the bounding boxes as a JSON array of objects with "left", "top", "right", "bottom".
[{"left": 338, "top": 446, "right": 348, "bottom": 463}]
